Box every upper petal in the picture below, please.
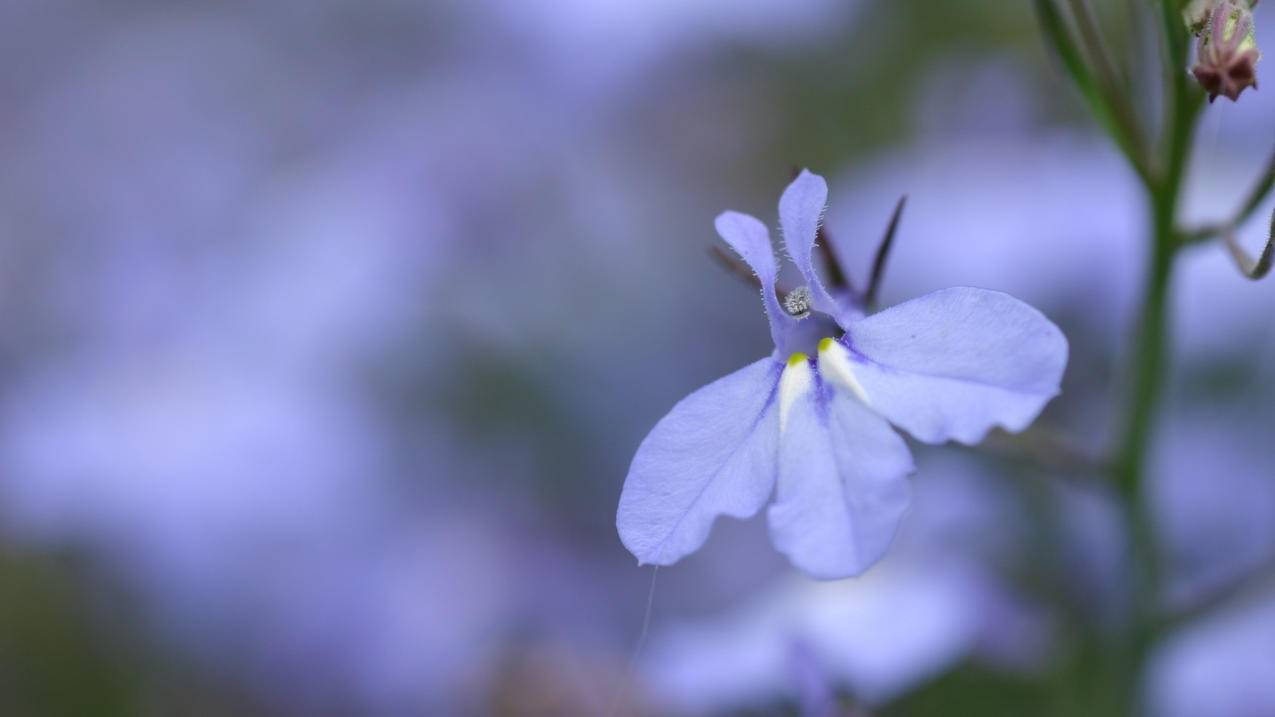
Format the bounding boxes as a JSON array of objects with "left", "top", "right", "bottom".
[
  {"left": 845, "top": 287, "right": 1068, "bottom": 445},
  {"left": 715, "top": 211, "right": 795, "bottom": 352},
  {"left": 779, "top": 170, "right": 841, "bottom": 321},
  {"left": 767, "top": 361, "right": 914, "bottom": 580},
  {"left": 618, "top": 358, "right": 782, "bottom": 566}
]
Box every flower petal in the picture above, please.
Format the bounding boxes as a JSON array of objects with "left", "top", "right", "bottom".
[
  {"left": 779, "top": 170, "right": 840, "bottom": 319},
  {"left": 618, "top": 358, "right": 782, "bottom": 566},
  {"left": 767, "top": 361, "right": 913, "bottom": 579},
  {"left": 846, "top": 287, "right": 1068, "bottom": 445},
  {"left": 715, "top": 211, "right": 795, "bottom": 352}
]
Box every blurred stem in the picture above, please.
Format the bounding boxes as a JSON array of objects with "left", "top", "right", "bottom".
[
  {"left": 1220, "top": 218, "right": 1275, "bottom": 280},
  {"left": 1107, "top": 3, "right": 1203, "bottom": 713},
  {"left": 1182, "top": 145, "right": 1275, "bottom": 243},
  {"left": 1035, "top": 0, "right": 1154, "bottom": 185},
  {"left": 1112, "top": 221, "right": 1172, "bottom": 502},
  {"left": 1115, "top": 72, "right": 1201, "bottom": 504},
  {"left": 1064, "top": 0, "right": 1142, "bottom": 147}
]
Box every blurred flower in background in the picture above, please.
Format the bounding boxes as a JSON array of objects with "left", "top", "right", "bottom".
[{"left": 639, "top": 451, "right": 1056, "bottom": 714}]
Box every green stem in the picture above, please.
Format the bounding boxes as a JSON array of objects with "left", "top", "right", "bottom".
[
  {"left": 1115, "top": 195, "right": 1180, "bottom": 500},
  {"left": 1036, "top": 3, "right": 1211, "bottom": 713},
  {"left": 1183, "top": 145, "right": 1275, "bottom": 243},
  {"left": 1117, "top": 32, "right": 1202, "bottom": 559},
  {"left": 1104, "top": 192, "right": 1176, "bottom": 717},
  {"left": 1034, "top": 0, "right": 1154, "bottom": 185},
  {"left": 1105, "top": 7, "right": 1204, "bottom": 714}
]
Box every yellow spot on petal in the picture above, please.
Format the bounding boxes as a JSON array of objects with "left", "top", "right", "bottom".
[
  {"left": 778, "top": 356, "right": 814, "bottom": 434},
  {"left": 818, "top": 337, "right": 871, "bottom": 406}
]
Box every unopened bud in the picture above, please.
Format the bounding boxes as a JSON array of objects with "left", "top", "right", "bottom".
[
  {"left": 1185, "top": 0, "right": 1260, "bottom": 33},
  {"left": 1190, "top": 0, "right": 1261, "bottom": 102}
]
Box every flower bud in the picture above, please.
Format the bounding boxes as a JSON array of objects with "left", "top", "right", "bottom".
[
  {"left": 1190, "top": 0, "right": 1261, "bottom": 102},
  {"left": 1185, "top": 0, "right": 1260, "bottom": 33}
]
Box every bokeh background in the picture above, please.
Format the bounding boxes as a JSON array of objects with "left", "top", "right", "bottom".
[{"left": 2, "top": 1, "right": 1274, "bottom": 715}]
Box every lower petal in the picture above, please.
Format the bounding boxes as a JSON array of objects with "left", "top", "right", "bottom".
[
  {"left": 618, "top": 358, "right": 782, "bottom": 566},
  {"left": 768, "top": 381, "right": 913, "bottom": 580}
]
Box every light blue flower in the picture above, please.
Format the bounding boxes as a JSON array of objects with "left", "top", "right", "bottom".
[{"left": 617, "top": 169, "right": 1069, "bottom": 579}]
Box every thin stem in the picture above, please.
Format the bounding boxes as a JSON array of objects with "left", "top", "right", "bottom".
[
  {"left": 1113, "top": 211, "right": 1175, "bottom": 665},
  {"left": 1026, "top": 2, "right": 1234, "bottom": 712},
  {"left": 1114, "top": 109, "right": 1198, "bottom": 498},
  {"left": 1113, "top": 2, "right": 1202, "bottom": 498},
  {"left": 1035, "top": 0, "right": 1155, "bottom": 185},
  {"left": 1159, "top": 0, "right": 1190, "bottom": 84},
  {"left": 1114, "top": 234, "right": 1174, "bottom": 493},
  {"left": 1229, "top": 155, "right": 1275, "bottom": 235},
  {"left": 1104, "top": 6, "right": 1204, "bottom": 713},
  {"left": 1221, "top": 217, "right": 1275, "bottom": 280},
  {"left": 1183, "top": 145, "right": 1275, "bottom": 243},
  {"left": 1065, "top": 0, "right": 1144, "bottom": 152}
]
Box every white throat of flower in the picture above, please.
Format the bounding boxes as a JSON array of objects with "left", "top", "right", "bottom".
[
  {"left": 778, "top": 338, "right": 871, "bottom": 434},
  {"left": 778, "top": 353, "right": 813, "bottom": 434},
  {"left": 817, "top": 337, "right": 871, "bottom": 406}
]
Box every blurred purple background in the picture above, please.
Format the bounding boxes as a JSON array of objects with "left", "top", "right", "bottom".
[{"left": 2, "top": 1, "right": 1274, "bottom": 715}]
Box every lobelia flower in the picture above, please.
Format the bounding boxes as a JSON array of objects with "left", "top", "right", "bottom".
[
  {"left": 616, "top": 170, "right": 1068, "bottom": 579},
  {"left": 1188, "top": 0, "right": 1262, "bottom": 103}
]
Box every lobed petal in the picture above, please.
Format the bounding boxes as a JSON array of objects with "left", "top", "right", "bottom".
[
  {"left": 618, "top": 358, "right": 782, "bottom": 566},
  {"left": 715, "top": 211, "right": 795, "bottom": 352},
  {"left": 779, "top": 170, "right": 841, "bottom": 321},
  {"left": 846, "top": 287, "right": 1068, "bottom": 445},
  {"left": 767, "top": 364, "right": 914, "bottom": 580}
]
